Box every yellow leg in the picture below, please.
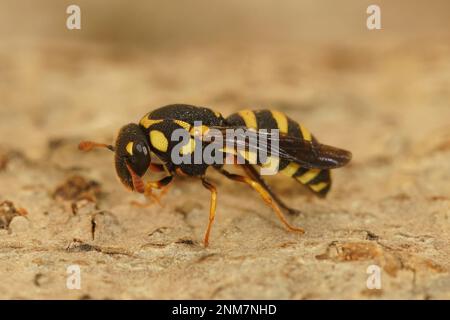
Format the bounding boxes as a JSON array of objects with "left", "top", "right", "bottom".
[
  {"left": 218, "top": 168, "right": 304, "bottom": 234},
  {"left": 201, "top": 178, "right": 217, "bottom": 247}
]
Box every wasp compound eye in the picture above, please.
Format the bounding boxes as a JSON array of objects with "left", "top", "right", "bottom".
[{"left": 114, "top": 123, "right": 151, "bottom": 191}]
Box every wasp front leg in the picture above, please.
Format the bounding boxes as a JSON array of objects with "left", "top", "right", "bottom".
[
  {"left": 131, "top": 175, "right": 173, "bottom": 207},
  {"left": 144, "top": 175, "right": 173, "bottom": 205}
]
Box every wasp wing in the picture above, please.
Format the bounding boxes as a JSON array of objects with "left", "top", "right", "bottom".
[{"left": 206, "top": 126, "right": 352, "bottom": 169}]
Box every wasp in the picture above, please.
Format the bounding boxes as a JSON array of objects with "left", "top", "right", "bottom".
[{"left": 79, "top": 104, "right": 352, "bottom": 246}]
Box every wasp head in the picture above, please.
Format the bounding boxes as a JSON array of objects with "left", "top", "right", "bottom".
[{"left": 79, "top": 123, "right": 151, "bottom": 193}]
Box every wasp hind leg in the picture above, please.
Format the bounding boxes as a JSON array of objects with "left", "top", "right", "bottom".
[
  {"left": 216, "top": 168, "right": 304, "bottom": 234},
  {"left": 201, "top": 177, "right": 217, "bottom": 247},
  {"left": 241, "top": 164, "right": 302, "bottom": 215}
]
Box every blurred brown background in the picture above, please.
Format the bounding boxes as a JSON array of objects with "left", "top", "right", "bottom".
[
  {"left": 2, "top": 0, "right": 450, "bottom": 44},
  {"left": 0, "top": 0, "right": 449, "bottom": 158},
  {"left": 0, "top": 1, "right": 449, "bottom": 299}
]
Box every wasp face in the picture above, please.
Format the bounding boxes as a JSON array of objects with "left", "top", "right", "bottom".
[{"left": 114, "top": 123, "right": 151, "bottom": 192}]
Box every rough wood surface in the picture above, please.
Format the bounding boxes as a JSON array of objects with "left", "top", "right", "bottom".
[{"left": 0, "top": 1, "right": 449, "bottom": 299}]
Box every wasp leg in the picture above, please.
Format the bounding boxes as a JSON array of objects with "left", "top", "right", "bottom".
[
  {"left": 241, "top": 164, "right": 302, "bottom": 215},
  {"left": 201, "top": 177, "right": 217, "bottom": 247},
  {"left": 216, "top": 168, "right": 304, "bottom": 234},
  {"left": 131, "top": 175, "right": 173, "bottom": 207},
  {"left": 145, "top": 176, "right": 173, "bottom": 205}
]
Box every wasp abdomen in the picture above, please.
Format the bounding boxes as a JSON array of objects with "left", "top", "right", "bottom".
[{"left": 225, "top": 109, "right": 332, "bottom": 197}]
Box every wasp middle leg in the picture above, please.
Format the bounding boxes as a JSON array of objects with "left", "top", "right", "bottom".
[{"left": 201, "top": 177, "right": 217, "bottom": 247}]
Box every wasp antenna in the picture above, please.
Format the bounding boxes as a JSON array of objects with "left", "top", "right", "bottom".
[{"left": 78, "top": 141, "right": 115, "bottom": 152}]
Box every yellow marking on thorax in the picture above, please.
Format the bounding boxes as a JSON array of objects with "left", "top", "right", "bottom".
[
  {"left": 190, "top": 125, "right": 210, "bottom": 138},
  {"left": 140, "top": 117, "right": 163, "bottom": 129},
  {"left": 271, "top": 111, "right": 288, "bottom": 134},
  {"left": 280, "top": 162, "right": 300, "bottom": 177},
  {"left": 149, "top": 130, "right": 169, "bottom": 152},
  {"left": 173, "top": 119, "right": 191, "bottom": 131},
  {"left": 180, "top": 138, "right": 196, "bottom": 155},
  {"left": 126, "top": 142, "right": 134, "bottom": 155},
  {"left": 238, "top": 110, "right": 258, "bottom": 129},
  {"left": 300, "top": 125, "right": 312, "bottom": 142},
  {"left": 296, "top": 168, "right": 321, "bottom": 184},
  {"left": 309, "top": 182, "right": 328, "bottom": 192}
]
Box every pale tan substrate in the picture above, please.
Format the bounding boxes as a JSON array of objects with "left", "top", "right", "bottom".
[{"left": 0, "top": 39, "right": 449, "bottom": 299}]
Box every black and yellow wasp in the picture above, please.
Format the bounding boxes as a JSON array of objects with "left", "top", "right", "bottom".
[{"left": 79, "top": 104, "right": 352, "bottom": 246}]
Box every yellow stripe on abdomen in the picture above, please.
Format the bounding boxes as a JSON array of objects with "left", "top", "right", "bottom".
[
  {"left": 296, "top": 168, "right": 321, "bottom": 184},
  {"left": 238, "top": 110, "right": 258, "bottom": 129},
  {"left": 271, "top": 110, "right": 288, "bottom": 134},
  {"left": 300, "top": 125, "right": 312, "bottom": 142},
  {"left": 309, "top": 182, "right": 328, "bottom": 192},
  {"left": 280, "top": 162, "right": 300, "bottom": 177}
]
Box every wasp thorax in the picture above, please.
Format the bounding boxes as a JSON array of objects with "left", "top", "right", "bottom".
[{"left": 114, "top": 123, "right": 151, "bottom": 191}]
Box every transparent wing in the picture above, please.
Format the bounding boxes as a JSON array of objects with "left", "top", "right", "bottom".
[{"left": 207, "top": 126, "right": 352, "bottom": 169}]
